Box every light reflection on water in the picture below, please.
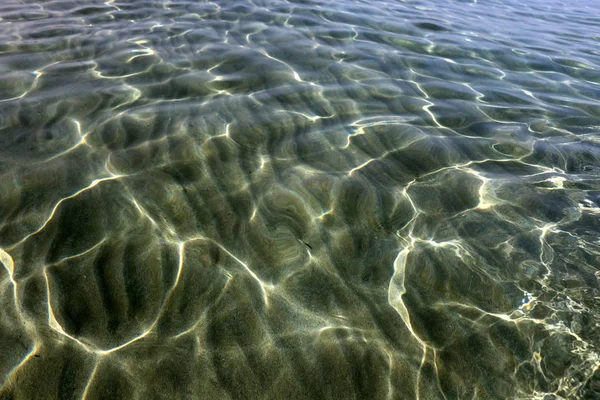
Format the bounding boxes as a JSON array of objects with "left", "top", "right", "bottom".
[{"left": 0, "top": 0, "right": 599, "bottom": 398}]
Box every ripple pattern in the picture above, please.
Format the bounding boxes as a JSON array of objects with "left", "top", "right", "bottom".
[{"left": 1, "top": 0, "right": 600, "bottom": 399}]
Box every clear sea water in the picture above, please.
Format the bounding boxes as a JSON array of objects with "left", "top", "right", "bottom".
[{"left": 1, "top": 0, "right": 599, "bottom": 399}]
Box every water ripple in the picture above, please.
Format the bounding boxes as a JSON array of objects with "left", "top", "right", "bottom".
[{"left": 1, "top": 0, "right": 599, "bottom": 399}]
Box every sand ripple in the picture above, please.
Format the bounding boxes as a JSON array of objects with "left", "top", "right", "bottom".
[{"left": 1, "top": 0, "right": 600, "bottom": 398}]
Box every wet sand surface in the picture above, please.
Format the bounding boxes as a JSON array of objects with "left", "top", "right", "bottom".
[{"left": 1, "top": 0, "right": 600, "bottom": 398}]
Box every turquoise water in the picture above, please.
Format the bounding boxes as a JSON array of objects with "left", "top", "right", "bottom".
[{"left": 1, "top": 0, "right": 599, "bottom": 398}]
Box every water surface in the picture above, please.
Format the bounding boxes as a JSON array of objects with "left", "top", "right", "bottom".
[{"left": 1, "top": 0, "right": 600, "bottom": 398}]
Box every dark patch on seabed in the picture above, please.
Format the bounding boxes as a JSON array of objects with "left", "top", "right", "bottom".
[{"left": 1, "top": 0, "right": 600, "bottom": 399}]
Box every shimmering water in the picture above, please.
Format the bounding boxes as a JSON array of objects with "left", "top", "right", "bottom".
[{"left": 1, "top": 0, "right": 599, "bottom": 398}]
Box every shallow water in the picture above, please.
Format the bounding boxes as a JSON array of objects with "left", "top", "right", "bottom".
[{"left": 1, "top": 0, "right": 600, "bottom": 398}]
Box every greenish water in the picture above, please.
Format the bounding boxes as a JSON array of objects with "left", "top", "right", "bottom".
[{"left": 1, "top": 0, "right": 599, "bottom": 398}]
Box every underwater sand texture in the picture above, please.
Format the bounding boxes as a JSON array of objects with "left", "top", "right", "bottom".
[{"left": 1, "top": 0, "right": 600, "bottom": 399}]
